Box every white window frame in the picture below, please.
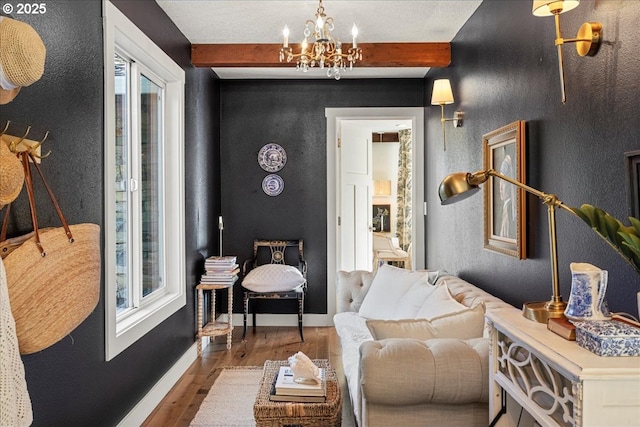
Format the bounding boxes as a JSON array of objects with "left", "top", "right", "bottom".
[{"left": 103, "top": 1, "right": 185, "bottom": 361}]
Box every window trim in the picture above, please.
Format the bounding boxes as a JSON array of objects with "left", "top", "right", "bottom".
[{"left": 103, "top": 1, "right": 186, "bottom": 361}]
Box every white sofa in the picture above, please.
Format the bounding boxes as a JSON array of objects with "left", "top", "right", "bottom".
[{"left": 333, "top": 265, "right": 512, "bottom": 427}]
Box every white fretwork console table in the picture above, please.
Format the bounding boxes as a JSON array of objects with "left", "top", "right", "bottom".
[{"left": 488, "top": 308, "right": 640, "bottom": 427}]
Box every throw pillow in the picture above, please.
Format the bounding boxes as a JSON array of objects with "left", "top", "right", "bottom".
[
  {"left": 391, "top": 280, "right": 436, "bottom": 319},
  {"left": 242, "top": 264, "right": 306, "bottom": 292},
  {"left": 357, "top": 264, "right": 430, "bottom": 320},
  {"left": 415, "top": 281, "right": 467, "bottom": 319},
  {"left": 366, "top": 303, "right": 486, "bottom": 340}
]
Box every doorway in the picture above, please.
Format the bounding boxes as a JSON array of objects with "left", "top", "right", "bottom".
[{"left": 326, "top": 107, "right": 425, "bottom": 318}]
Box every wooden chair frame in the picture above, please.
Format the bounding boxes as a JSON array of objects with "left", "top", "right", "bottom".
[{"left": 242, "top": 239, "right": 307, "bottom": 341}]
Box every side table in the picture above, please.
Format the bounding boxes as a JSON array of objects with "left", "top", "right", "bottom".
[
  {"left": 196, "top": 277, "right": 236, "bottom": 356},
  {"left": 488, "top": 308, "right": 640, "bottom": 427},
  {"left": 254, "top": 359, "right": 342, "bottom": 427}
]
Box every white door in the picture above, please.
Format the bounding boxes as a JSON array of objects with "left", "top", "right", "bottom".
[{"left": 339, "top": 121, "right": 373, "bottom": 271}]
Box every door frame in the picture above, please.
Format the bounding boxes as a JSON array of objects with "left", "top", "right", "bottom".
[{"left": 326, "top": 107, "right": 425, "bottom": 320}]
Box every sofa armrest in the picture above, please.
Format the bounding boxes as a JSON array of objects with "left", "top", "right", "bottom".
[
  {"left": 336, "top": 270, "right": 375, "bottom": 313},
  {"left": 359, "top": 338, "right": 489, "bottom": 406}
]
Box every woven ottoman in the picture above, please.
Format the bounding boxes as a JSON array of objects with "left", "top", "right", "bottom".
[{"left": 254, "top": 359, "right": 342, "bottom": 427}]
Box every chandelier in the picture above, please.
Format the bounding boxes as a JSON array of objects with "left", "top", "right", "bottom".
[{"left": 279, "top": 0, "right": 362, "bottom": 80}]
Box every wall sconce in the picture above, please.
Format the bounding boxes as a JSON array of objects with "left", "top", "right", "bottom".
[
  {"left": 532, "top": 0, "right": 603, "bottom": 104},
  {"left": 430, "top": 79, "right": 463, "bottom": 151}
]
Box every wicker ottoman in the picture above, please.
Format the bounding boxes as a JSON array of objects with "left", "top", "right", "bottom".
[{"left": 254, "top": 359, "right": 342, "bottom": 427}]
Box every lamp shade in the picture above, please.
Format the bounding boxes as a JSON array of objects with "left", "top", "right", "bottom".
[
  {"left": 431, "top": 79, "right": 454, "bottom": 105},
  {"left": 532, "top": 0, "right": 580, "bottom": 16},
  {"left": 438, "top": 172, "right": 480, "bottom": 205},
  {"left": 373, "top": 180, "right": 392, "bottom": 196}
]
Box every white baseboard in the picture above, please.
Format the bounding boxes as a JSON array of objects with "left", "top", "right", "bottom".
[
  {"left": 230, "top": 313, "right": 333, "bottom": 328},
  {"left": 117, "top": 343, "right": 198, "bottom": 427}
]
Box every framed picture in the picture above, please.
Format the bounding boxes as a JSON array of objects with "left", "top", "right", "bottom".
[
  {"left": 372, "top": 204, "right": 391, "bottom": 232},
  {"left": 483, "top": 121, "right": 526, "bottom": 259},
  {"left": 626, "top": 150, "right": 640, "bottom": 218}
]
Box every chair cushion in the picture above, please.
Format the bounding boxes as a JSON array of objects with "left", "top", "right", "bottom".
[
  {"left": 366, "top": 303, "right": 486, "bottom": 340},
  {"left": 242, "top": 264, "right": 306, "bottom": 292}
]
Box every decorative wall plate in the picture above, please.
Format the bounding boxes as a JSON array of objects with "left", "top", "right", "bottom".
[
  {"left": 258, "top": 143, "right": 287, "bottom": 172},
  {"left": 262, "top": 174, "right": 284, "bottom": 196}
]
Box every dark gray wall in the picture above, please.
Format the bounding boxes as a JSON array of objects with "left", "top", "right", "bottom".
[
  {"left": 3, "top": 0, "right": 638, "bottom": 424},
  {"left": 426, "top": 0, "right": 640, "bottom": 316},
  {"left": 0, "top": 1, "right": 219, "bottom": 425},
  {"left": 220, "top": 79, "right": 424, "bottom": 313}
]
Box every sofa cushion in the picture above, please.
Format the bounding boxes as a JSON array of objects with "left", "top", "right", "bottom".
[
  {"left": 366, "top": 303, "right": 486, "bottom": 340},
  {"left": 358, "top": 264, "right": 431, "bottom": 320},
  {"left": 242, "top": 264, "right": 305, "bottom": 292},
  {"left": 415, "top": 282, "right": 467, "bottom": 319}
]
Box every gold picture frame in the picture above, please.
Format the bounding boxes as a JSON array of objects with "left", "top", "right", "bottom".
[{"left": 483, "top": 121, "right": 526, "bottom": 259}]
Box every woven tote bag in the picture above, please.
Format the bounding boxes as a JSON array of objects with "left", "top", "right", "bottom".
[{"left": 1, "top": 152, "right": 100, "bottom": 354}]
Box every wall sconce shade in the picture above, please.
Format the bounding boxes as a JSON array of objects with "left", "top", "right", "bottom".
[
  {"left": 430, "top": 79, "right": 454, "bottom": 105},
  {"left": 532, "top": 0, "right": 579, "bottom": 16},
  {"left": 373, "top": 180, "right": 392, "bottom": 196},
  {"left": 532, "top": 0, "right": 603, "bottom": 103},
  {"left": 430, "top": 78, "right": 463, "bottom": 151}
]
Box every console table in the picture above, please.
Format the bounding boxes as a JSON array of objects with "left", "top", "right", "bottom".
[{"left": 488, "top": 308, "right": 640, "bottom": 427}]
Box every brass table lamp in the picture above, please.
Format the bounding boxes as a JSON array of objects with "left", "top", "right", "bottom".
[{"left": 439, "top": 169, "right": 575, "bottom": 322}]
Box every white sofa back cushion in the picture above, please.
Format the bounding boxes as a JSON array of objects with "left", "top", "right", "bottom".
[
  {"left": 358, "top": 265, "right": 432, "bottom": 320},
  {"left": 366, "top": 303, "right": 486, "bottom": 340},
  {"left": 415, "top": 283, "right": 467, "bottom": 319},
  {"left": 242, "top": 264, "right": 306, "bottom": 292}
]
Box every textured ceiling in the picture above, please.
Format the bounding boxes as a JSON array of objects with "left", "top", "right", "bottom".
[{"left": 156, "top": 0, "right": 483, "bottom": 79}]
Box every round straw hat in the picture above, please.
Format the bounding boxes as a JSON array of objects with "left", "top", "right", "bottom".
[
  {"left": 0, "top": 16, "right": 46, "bottom": 89},
  {"left": 0, "top": 139, "right": 24, "bottom": 209}
]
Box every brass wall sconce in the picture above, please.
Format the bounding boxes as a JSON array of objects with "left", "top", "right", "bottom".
[
  {"left": 532, "top": 0, "right": 603, "bottom": 104},
  {"left": 430, "top": 79, "right": 463, "bottom": 151},
  {"left": 439, "top": 169, "right": 573, "bottom": 323}
]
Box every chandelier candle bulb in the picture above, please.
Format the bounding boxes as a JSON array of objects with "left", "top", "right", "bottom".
[{"left": 352, "top": 24, "right": 358, "bottom": 48}]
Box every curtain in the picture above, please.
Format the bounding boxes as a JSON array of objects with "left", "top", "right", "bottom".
[{"left": 396, "top": 129, "right": 412, "bottom": 250}]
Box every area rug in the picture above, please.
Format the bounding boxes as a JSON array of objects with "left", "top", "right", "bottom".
[
  {"left": 190, "top": 366, "right": 263, "bottom": 427},
  {"left": 190, "top": 366, "right": 355, "bottom": 427}
]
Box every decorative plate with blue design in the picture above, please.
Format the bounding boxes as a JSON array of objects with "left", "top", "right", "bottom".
[
  {"left": 258, "top": 143, "right": 287, "bottom": 172},
  {"left": 262, "top": 174, "right": 284, "bottom": 196}
]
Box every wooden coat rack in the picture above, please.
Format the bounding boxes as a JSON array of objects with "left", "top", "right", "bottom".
[{"left": 0, "top": 121, "right": 49, "bottom": 163}]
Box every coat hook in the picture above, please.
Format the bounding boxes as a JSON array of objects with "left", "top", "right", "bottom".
[
  {"left": 8, "top": 125, "right": 31, "bottom": 153},
  {"left": 28, "top": 131, "right": 51, "bottom": 159},
  {"left": 0, "top": 121, "right": 10, "bottom": 137}
]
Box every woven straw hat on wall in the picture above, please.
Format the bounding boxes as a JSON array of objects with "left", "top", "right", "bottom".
[
  {"left": 0, "top": 16, "right": 46, "bottom": 104},
  {"left": 0, "top": 140, "right": 24, "bottom": 209}
]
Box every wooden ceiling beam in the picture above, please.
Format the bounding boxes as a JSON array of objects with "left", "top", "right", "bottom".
[{"left": 191, "top": 42, "right": 451, "bottom": 68}]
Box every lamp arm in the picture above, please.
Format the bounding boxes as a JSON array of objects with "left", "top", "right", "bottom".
[{"left": 479, "top": 169, "right": 566, "bottom": 309}]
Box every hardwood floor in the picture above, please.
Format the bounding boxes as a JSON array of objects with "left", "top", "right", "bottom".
[{"left": 141, "top": 326, "right": 350, "bottom": 427}]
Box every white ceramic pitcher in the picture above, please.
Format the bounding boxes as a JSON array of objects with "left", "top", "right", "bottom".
[{"left": 564, "top": 262, "right": 611, "bottom": 321}]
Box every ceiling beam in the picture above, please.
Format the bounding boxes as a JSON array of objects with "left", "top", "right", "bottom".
[{"left": 191, "top": 42, "right": 450, "bottom": 68}]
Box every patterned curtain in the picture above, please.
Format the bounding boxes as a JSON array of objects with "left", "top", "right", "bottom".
[{"left": 396, "top": 129, "right": 412, "bottom": 250}]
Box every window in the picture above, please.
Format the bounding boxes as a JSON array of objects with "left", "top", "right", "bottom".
[{"left": 104, "top": 2, "right": 185, "bottom": 360}]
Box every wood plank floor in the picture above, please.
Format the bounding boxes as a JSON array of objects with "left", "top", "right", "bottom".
[{"left": 141, "top": 326, "right": 352, "bottom": 427}]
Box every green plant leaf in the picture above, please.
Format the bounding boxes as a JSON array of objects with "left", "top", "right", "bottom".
[{"left": 569, "top": 203, "right": 640, "bottom": 276}]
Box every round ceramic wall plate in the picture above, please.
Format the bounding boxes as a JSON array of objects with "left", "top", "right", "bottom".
[
  {"left": 262, "top": 174, "right": 284, "bottom": 196},
  {"left": 258, "top": 143, "right": 287, "bottom": 172}
]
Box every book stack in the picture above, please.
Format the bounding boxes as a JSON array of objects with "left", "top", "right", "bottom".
[
  {"left": 269, "top": 366, "right": 327, "bottom": 403},
  {"left": 200, "top": 256, "right": 239, "bottom": 285}
]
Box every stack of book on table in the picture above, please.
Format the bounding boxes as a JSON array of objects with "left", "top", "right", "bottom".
[
  {"left": 269, "top": 366, "right": 326, "bottom": 403},
  {"left": 200, "top": 256, "right": 239, "bottom": 285}
]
